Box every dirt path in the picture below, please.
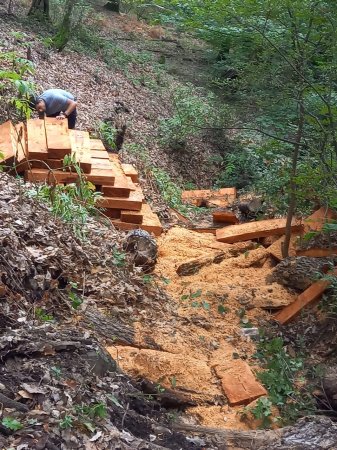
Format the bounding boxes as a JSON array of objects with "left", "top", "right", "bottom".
[{"left": 108, "top": 227, "right": 295, "bottom": 429}]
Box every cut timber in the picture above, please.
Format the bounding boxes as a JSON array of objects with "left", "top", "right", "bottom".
[
  {"left": 296, "top": 248, "right": 337, "bottom": 257},
  {"left": 45, "top": 118, "right": 71, "bottom": 159},
  {"left": 90, "top": 139, "right": 106, "bottom": 151},
  {"left": 25, "top": 167, "right": 115, "bottom": 185},
  {"left": 90, "top": 150, "right": 109, "bottom": 160},
  {"left": 216, "top": 218, "right": 303, "bottom": 243},
  {"left": 26, "top": 119, "right": 48, "bottom": 160},
  {"left": 212, "top": 345, "right": 267, "bottom": 406},
  {"left": 274, "top": 269, "right": 337, "bottom": 324},
  {"left": 0, "top": 121, "right": 26, "bottom": 166},
  {"left": 268, "top": 235, "right": 298, "bottom": 261},
  {"left": 121, "top": 209, "right": 143, "bottom": 224},
  {"left": 102, "top": 184, "right": 131, "bottom": 198},
  {"left": 182, "top": 188, "right": 236, "bottom": 207},
  {"left": 103, "top": 209, "right": 121, "bottom": 219},
  {"left": 121, "top": 163, "right": 138, "bottom": 183},
  {"left": 304, "top": 207, "right": 337, "bottom": 232},
  {"left": 213, "top": 210, "right": 239, "bottom": 224},
  {"left": 69, "top": 130, "right": 92, "bottom": 173},
  {"left": 99, "top": 189, "right": 143, "bottom": 211},
  {"left": 112, "top": 204, "right": 162, "bottom": 236},
  {"left": 188, "top": 227, "right": 217, "bottom": 235},
  {"left": 176, "top": 252, "right": 225, "bottom": 276}
]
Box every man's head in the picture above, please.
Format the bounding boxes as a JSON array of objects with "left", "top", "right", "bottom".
[{"left": 35, "top": 99, "right": 46, "bottom": 114}]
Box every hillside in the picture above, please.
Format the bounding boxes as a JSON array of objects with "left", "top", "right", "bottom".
[{"left": 1, "top": 1, "right": 337, "bottom": 449}]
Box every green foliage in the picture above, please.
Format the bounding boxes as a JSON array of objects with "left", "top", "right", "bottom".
[
  {"left": 250, "top": 334, "right": 315, "bottom": 427},
  {"left": 26, "top": 161, "right": 102, "bottom": 239},
  {"left": 68, "top": 282, "right": 83, "bottom": 309},
  {"left": 159, "top": 84, "right": 217, "bottom": 149},
  {"left": 59, "top": 415, "right": 73, "bottom": 429},
  {"left": 51, "top": 366, "right": 62, "bottom": 379},
  {"left": 98, "top": 121, "right": 116, "bottom": 150},
  {"left": 0, "top": 52, "right": 35, "bottom": 118},
  {"left": 2, "top": 417, "right": 23, "bottom": 431},
  {"left": 35, "top": 307, "right": 54, "bottom": 322},
  {"left": 112, "top": 249, "right": 126, "bottom": 267}
]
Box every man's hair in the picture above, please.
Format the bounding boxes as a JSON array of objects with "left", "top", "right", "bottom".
[{"left": 28, "top": 94, "right": 39, "bottom": 110}]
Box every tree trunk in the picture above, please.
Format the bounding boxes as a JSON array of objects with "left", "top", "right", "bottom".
[
  {"left": 52, "top": 0, "right": 75, "bottom": 51},
  {"left": 104, "top": 0, "right": 120, "bottom": 12},
  {"left": 28, "top": 0, "right": 49, "bottom": 17}
]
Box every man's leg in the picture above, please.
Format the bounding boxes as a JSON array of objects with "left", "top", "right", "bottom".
[{"left": 67, "top": 109, "right": 77, "bottom": 129}]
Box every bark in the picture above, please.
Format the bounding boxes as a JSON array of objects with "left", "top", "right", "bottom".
[
  {"left": 52, "top": 0, "right": 75, "bottom": 51},
  {"left": 28, "top": 0, "right": 49, "bottom": 17}
]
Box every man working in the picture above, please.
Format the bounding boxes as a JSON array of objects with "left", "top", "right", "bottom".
[{"left": 35, "top": 89, "right": 77, "bottom": 129}]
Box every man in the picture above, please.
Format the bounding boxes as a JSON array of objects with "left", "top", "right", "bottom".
[{"left": 35, "top": 89, "right": 77, "bottom": 129}]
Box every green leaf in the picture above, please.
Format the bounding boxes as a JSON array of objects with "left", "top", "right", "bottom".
[
  {"left": 2, "top": 417, "right": 23, "bottom": 431},
  {"left": 107, "top": 394, "right": 123, "bottom": 408}
]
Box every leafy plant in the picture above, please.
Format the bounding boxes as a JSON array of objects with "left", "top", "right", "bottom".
[
  {"left": 2, "top": 417, "right": 23, "bottom": 431},
  {"left": 59, "top": 415, "right": 73, "bottom": 429},
  {"left": 35, "top": 307, "right": 54, "bottom": 322},
  {"left": 112, "top": 249, "right": 126, "bottom": 267},
  {"left": 98, "top": 121, "right": 116, "bottom": 150}
]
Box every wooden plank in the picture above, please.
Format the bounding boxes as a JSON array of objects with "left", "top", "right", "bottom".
[
  {"left": 103, "top": 208, "right": 121, "bottom": 219},
  {"left": 216, "top": 218, "right": 303, "bottom": 243},
  {"left": 21, "top": 159, "right": 63, "bottom": 171},
  {"left": 268, "top": 235, "right": 298, "bottom": 261},
  {"left": 102, "top": 182, "right": 131, "bottom": 198},
  {"left": 214, "top": 361, "right": 267, "bottom": 406},
  {"left": 121, "top": 209, "right": 144, "bottom": 224},
  {"left": 69, "top": 130, "right": 92, "bottom": 173},
  {"left": 121, "top": 163, "right": 139, "bottom": 182},
  {"left": 274, "top": 270, "right": 337, "bottom": 325},
  {"left": 45, "top": 118, "right": 71, "bottom": 159},
  {"left": 0, "top": 121, "right": 27, "bottom": 167},
  {"left": 112, "top": 204, "right": 162, "bottom": 236},
  {"left": 90, "top": 139, "right": 106, "bottom": 151},
  {"left": 25, "top": 167, "right": 115, "bottom": 185},
  {"left": 213, "top": 210, "right": 239, "bottom": 224},
  {"left": 182, "top": 188, "right": 236, "bottom": 206},
  {"left": 26, "top": 119, "right": 48, "bottom": 160},
  {"left": 188, "top": 227, "right": 217, "bottom": 235},
  {"left": 296, "top": 248, "right": 337, "bottom": 257},
  {"left": 90, "top": 150, "right": 109, "bottom": 160},
  {"left": 99, "top": 190, "right": 143, "bottom": 211},
  {"left": 304, "top": 207, "right": 337, "bottom": 232}
]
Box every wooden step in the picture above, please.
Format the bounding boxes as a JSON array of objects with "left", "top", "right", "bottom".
[
  {"left": 121, "top": 208, "right": 144, "bottom": 224},
  {"left": 25, "top": 167, "right": 115, "bottom": 185},
  {"left": 274, "top": 269, "right": 337, "bottom": 324},
  {"left": 99, "top": 189, "right": 143, "bottom": 211},
  {"left": 90, "top": 139, "right": 106, "bottom": 151},
  {"left": 213, "top": 210, "right": 239, "bottom": 224},
  {"left": 45, "top": 118, "right": 71, "bottom": 159},
  {"left": 69, "top": 130, "right": 92, "bottom": 173},
  {"left": 121, "top": 163, "right": 138, "bottom": 182},
  {"left": 26, "top": 119, "right": 48, "bottom": 160},
  {"left": 111, "top": 204, "right": 162, "bottom": 236},
  {"left": 216, "top": 218, "right": 303, "bottom": 243},
  {"left": 90, "top": 150, "right": 109, "bottom": 160}
]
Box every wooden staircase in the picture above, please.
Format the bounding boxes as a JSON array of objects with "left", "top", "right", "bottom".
[{"left": 0, "top": 118, "right": 162, "bottom": 236}]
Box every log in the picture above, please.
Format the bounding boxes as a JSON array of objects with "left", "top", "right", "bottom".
[
  {"left": 274, "top": 269, "right": 337, "bottom": 324},
  {"left": 216, "top": 218, "right": 303, "bottom": 243},
  {"left": 176, "top": 252, "right": 225, "bottom": 276},
  {"left": 213, "top": 210, "right": 239, "bottom": 224}
]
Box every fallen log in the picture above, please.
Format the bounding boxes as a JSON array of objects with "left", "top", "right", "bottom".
[
  {"left": 213, "top": 210, "right": 239, "bottom": 224},
  {"left": 274, "top": 269, "right": 337, "bottom": 324},
  {"left": 176, "top": 252, "right": 225, "bottom": 276}
]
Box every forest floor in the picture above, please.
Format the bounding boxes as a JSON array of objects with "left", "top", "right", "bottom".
[{"left": 0, "top": 2, "right": 337, "bottom": 449}]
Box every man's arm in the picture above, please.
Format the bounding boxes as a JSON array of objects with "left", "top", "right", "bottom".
[{"left": 56, "top": 98, "right": 77, "bottom": 119}]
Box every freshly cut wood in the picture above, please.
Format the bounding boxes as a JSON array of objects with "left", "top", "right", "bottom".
[
  {"left": 304, "top": 207, "right": 337, "bottom": 232},
  {"left": 23, "top": 159, "right": 63, "bottom": 171},
  {"left": 25, "top": 167, "right": 115, "bottom": 185},
  {"left": 99, "top": 189, "right": 143, "bottom": 211},
  {"left": 112, "top": 204, "right": 162, "bottom": 236},
  {"left": 121, "top": 163, "right": 138, "bottom": 182},
  {"left": 69, "top": 130, "right": 92, "bottom": 173},
  {"left": 103, "top": 208, "right": 121, "bottom": 219},
  {"left": 0, "top": 121, "right": 26, "bottom": 166},
  {"left": 216, "top": 218, "right": 303, "bottom": 243},
  {"left": 296, "top": 248, "right": 337, "bottom": 257},
  {"left": 90, "top": 139, "right": 106, "bottom": 151},
  {"left": 45, "top": 118, "right": 71, "bottom": 158},
  {"left": 268, "top": 235, "right": 298, "bottom": 261},
  {"left": 102, "top": 174, "right": 135, "bottom": 198},
  {"left": 274, "top": 270, "right": 337, "bottom": 324},
  {"left": 90, "top": 150, "right": 109, "bottom": 159},
  {"left": 121, "top": 209, "right": 143, "bottom": 224},
  {"left": 214, "top": 360, "right": 267, "bottom": 406},
  {"left": 182, "top": 188, "right": 236, "bottom": 207},
  {"left": 26, "top": 119, "right": 48, "bottom": 160},
  {"left": 213, "top": 210, "right": 239, "bottom": 224}
]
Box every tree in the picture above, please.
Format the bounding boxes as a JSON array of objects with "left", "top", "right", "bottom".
[
  {"left": 28, "top": 0, "right": 49, "bottom": 18},
  {"left": 52, "top": 0, "right": 76, "bottom": 51}
]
